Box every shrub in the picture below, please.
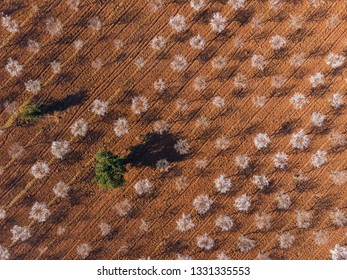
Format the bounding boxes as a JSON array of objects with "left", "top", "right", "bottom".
[
  {"left": 18, "top": 103, "right": 44, "bottom": 123},
  {"left": 93, "top": 149, "right": 127, "bottom": 189}
]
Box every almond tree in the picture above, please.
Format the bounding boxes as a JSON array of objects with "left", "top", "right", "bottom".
[
  {"left": 330, "top": 244, "right": 347, "bottom": 260},
  {"left": 153, "top": 120, "right": 168, "bottom": 134},
  {"left": 0, "top": 245, "right": 10, "bottom": 260},
  {"left": 25, "top": 79, "right": 41, "bottom": 94},
  {"left": 176, "top": 213, "right": 195, "bottom": 232},
  {"left": 70, "top": 119, "right": 88, "bottom": 137},
  {"left": 310, "top": 150, "right": 328, "bottom": 168},
  {"left": 217, "top": 252, "right": 229, "bottom": 260},
  {"left": 53, "top": 181, "right": 70, "bottom": 198},
  {"left": 8, "top": 143, "right": 24, "bottom": 160},
  {"left": 31, "top": 161, "right": 50, "bottom": 179},
  {"left": 5, "top": 58, "right": 23, "bottom": 77},
  {"left": 270, "top": 35, "right": 286, "bottom": 50},
  {"left": 1, "top": 15, "right": 18, "bottom": 33},
  {"left": 98, "top": 222, "right": 111, "bottom": 237},
  {"left": 290, "top": 129, "right": 310, "bottom": 150},
  {"left": 156, "top": 159, "right": 170, "bottom": 172},
  {"left": 174, "top": 139, "right": 190, "bottom": 155},
  {"left": 238, "top": 235, "right": 255, "bottom": 252},
  {"left": 114, "top": 118, "right": 129, "bottom": 137},
  {"left": 215, "top": 136, "right": 230, "bottom": 150},
  {"left": 329, "top": 93, "right": 344, "bottom": 109},
  {"left": 214, "top": 174, "right": 232, "bottom": 193},
  {"left": 254, "top": 133, "right": 270, "bottom": 150},
  {"left": 275, "top": 191, "right": 291, "bottom": 210},
  {"left": 131, "top": 96, "right": 148, "bottom": 114},
  {"left": 330, "top": 209, "right": 347, "bottom": 227},
  {"left": 11, "top": 225, "right": 31, "bottom": 242},
  {"left": 290, "top": 93, "right": 307, "bottom": 110},
  {"left": 309, "top": 72, "right": 324, "bottom": 88},
  {"left": 77, "top": 243, "right": 91, "bottom": 259},
  {"left": 153, "top": 78, "right": 166, "bottom": 93},
  {"left": 190, "top": 0, "right": 205, "bottom": 11},
  {"left": 51, "top": 141, "right": 70, "bottom": 159},
  {"left": 29, "top": 202, "right": 50, "bottom": 223},
  {"left": 311, "top": 112, "right": 326, "bottom": 127},
  {"left": 235, "top": 155, "right": 250, "bottom": 169},
  {"left": 296, "top": 210, "right": 313, "bottom": 229},
  {"left": 228, "top": 0, "right": 246, "bottom": 10},
  {"left": 196, "top": 233, "right": 214, "bottom": 250},
  {"left": 278, "top": 232, "right": 295, "bottom": 249},
  {"left": 189, "top": 34, "right": 205, "bottom": 50},
  {"left": 234, "top": 194, "right": 251, "bottom": 212},
  {"left": 313, "top": 230, "right": 328, "bottom": 246},
  {"left": 46, "top": 17, "right": 63, "bottom": 36},
  {"left": 66, "top": 0, "right": 80, "bottom": 11},
  {"left": 150, "top": 35, "right": 166, "bottom": 50},
  {"left": 255, "top": 213, "right": 272, "bottom": 231},
  {"left": 215, "top": 215, "right": 234, "bottom": 231},
  {"left": 170, "top": 55, "right": 187, "bottom": 71},
  {"left": 169, "top": 14, "right": 185, "bottom": 32},
  {"left": 251, "top": 54, "right": 268, "bottom": 71},
  {"left": 114, "top": 199, "right": 132, "bottom": 217},
  {"left": 330, "top": 170, "right": 347, "bottom": 185},
  {"left": 210, "top": 13, "right": 227, "bottom": 33},
  {"left": 253, "top": 175, "right": 270, "bottom": 190},
  {"left": 91, "top": 99, "right": 108, "bottom": 116},
  {"left": 193, "top": 194, "right": 213, "bottom": 215},
  {"left": 273, "top": 152, "right": 288, "bottom": 169},
  {"left": 0, "top": 207, "right": 5, "bottom": 219},
  {"left": 325, "top": 52, "right": 345, "bottom": 69},
  {"left": 134, "top": 179, "right": 153, "bottom": 195}
]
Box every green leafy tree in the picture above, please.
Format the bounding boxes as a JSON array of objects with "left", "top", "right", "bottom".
[
  {"left": 93, "top": 149, "right": 127, "bottom": 189},
  {"left": 19, "top": 103, "right": 44, "bottom": 123}
]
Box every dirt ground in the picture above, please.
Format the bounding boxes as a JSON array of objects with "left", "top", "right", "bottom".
[{"left": 0, "top": 0, "right": 346, "bottom": 260}]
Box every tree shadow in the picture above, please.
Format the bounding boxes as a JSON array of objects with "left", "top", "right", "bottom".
[
  {"left": 125, "top": 132, "right": 190, "bottom": 168},
  {"left": 41, "top": 91, "right": 87, "bottom": 114}
]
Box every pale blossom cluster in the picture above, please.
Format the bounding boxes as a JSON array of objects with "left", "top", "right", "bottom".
[
  {"left": 210, "top": 13, "right": 227, "bottom": 33},
  {"left": 193, "top": 194, "right": 213, "bottom": 215},
  {"left": 254, "top": 133, "right": 270, "bottom": 150},
  {"left": 290, "top": 130, "right": 310, "bottom": 150},
  {"left": 174, "top": 139, "right": 190, "bottom": 155},
  {"left": 25, "top": 79, "right": 41, "bottom": 94},
  {"left": 53, "top": 181, "right": 70, "bottom": 198},
  {"left": 70, "top": 119, "right": 88, "bottom": 137},
  {"left": 29, "top": 202, "right": 50, "bottom": 223},
  {"left": 311, "top": 150, "right": 328, "bottom": 168},
  {"left": 234, "top": 194, "right": 251, "bottom": 212},
  {"left": 176, "top": 213, "right": 195, "bottom": 232},
  {"left": 214, "top": 174, "right": 232, "bottom": 193},
  {"left": 134, "top": 179, "right": 153, "bottom": 195},
  {"left": 131, "top": 96, "right": 148, "bottom": 114},
  {"left": 91, "top": 99, "right": 108, "bottom": 116},
  {"left": 170, "top": 55, "right": 187, "bottom": 71},
  {"left": 114, "top": 118, "right": 129, "bottom": 137},
  {"left": 11, "top": 225, "right": 31, "bottom": 242},
  {"left": 196, "top": 233, "right": 214, "bottom": 250},
  {"left": 215, "top": 215, "right": 234, "bottom": 231},
  {"left": 31, "top": 161, "right": 50, "bottom": 179},
  {"left": 5, "top": 58, "right": 23, "bottom": 77},
  {"left": 51, "top": 141, "right": 70, "bottom": 159}
]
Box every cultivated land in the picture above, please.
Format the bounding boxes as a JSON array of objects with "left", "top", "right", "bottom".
[{"left": 0, "top": 0, "right": 346, "bottom": 260}]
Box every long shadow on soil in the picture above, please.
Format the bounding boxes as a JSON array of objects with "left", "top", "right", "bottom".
[
  {"left": 41, "top": 91, "right": 87, "bottom": 114},
  {"left": 125, "top": 132, "right": 189, "bottom": 168}
]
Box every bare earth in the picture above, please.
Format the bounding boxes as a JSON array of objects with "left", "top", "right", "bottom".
[{"left": 0, "top": 0, "right": 346, "bottom": 260}]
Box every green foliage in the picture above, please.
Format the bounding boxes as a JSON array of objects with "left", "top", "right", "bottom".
[
  {"left": 93, "top": 149, "right": 127, "bottom": 189},
  {"left": 19, "top": 103, "right": 44, "bottom": 123}
]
